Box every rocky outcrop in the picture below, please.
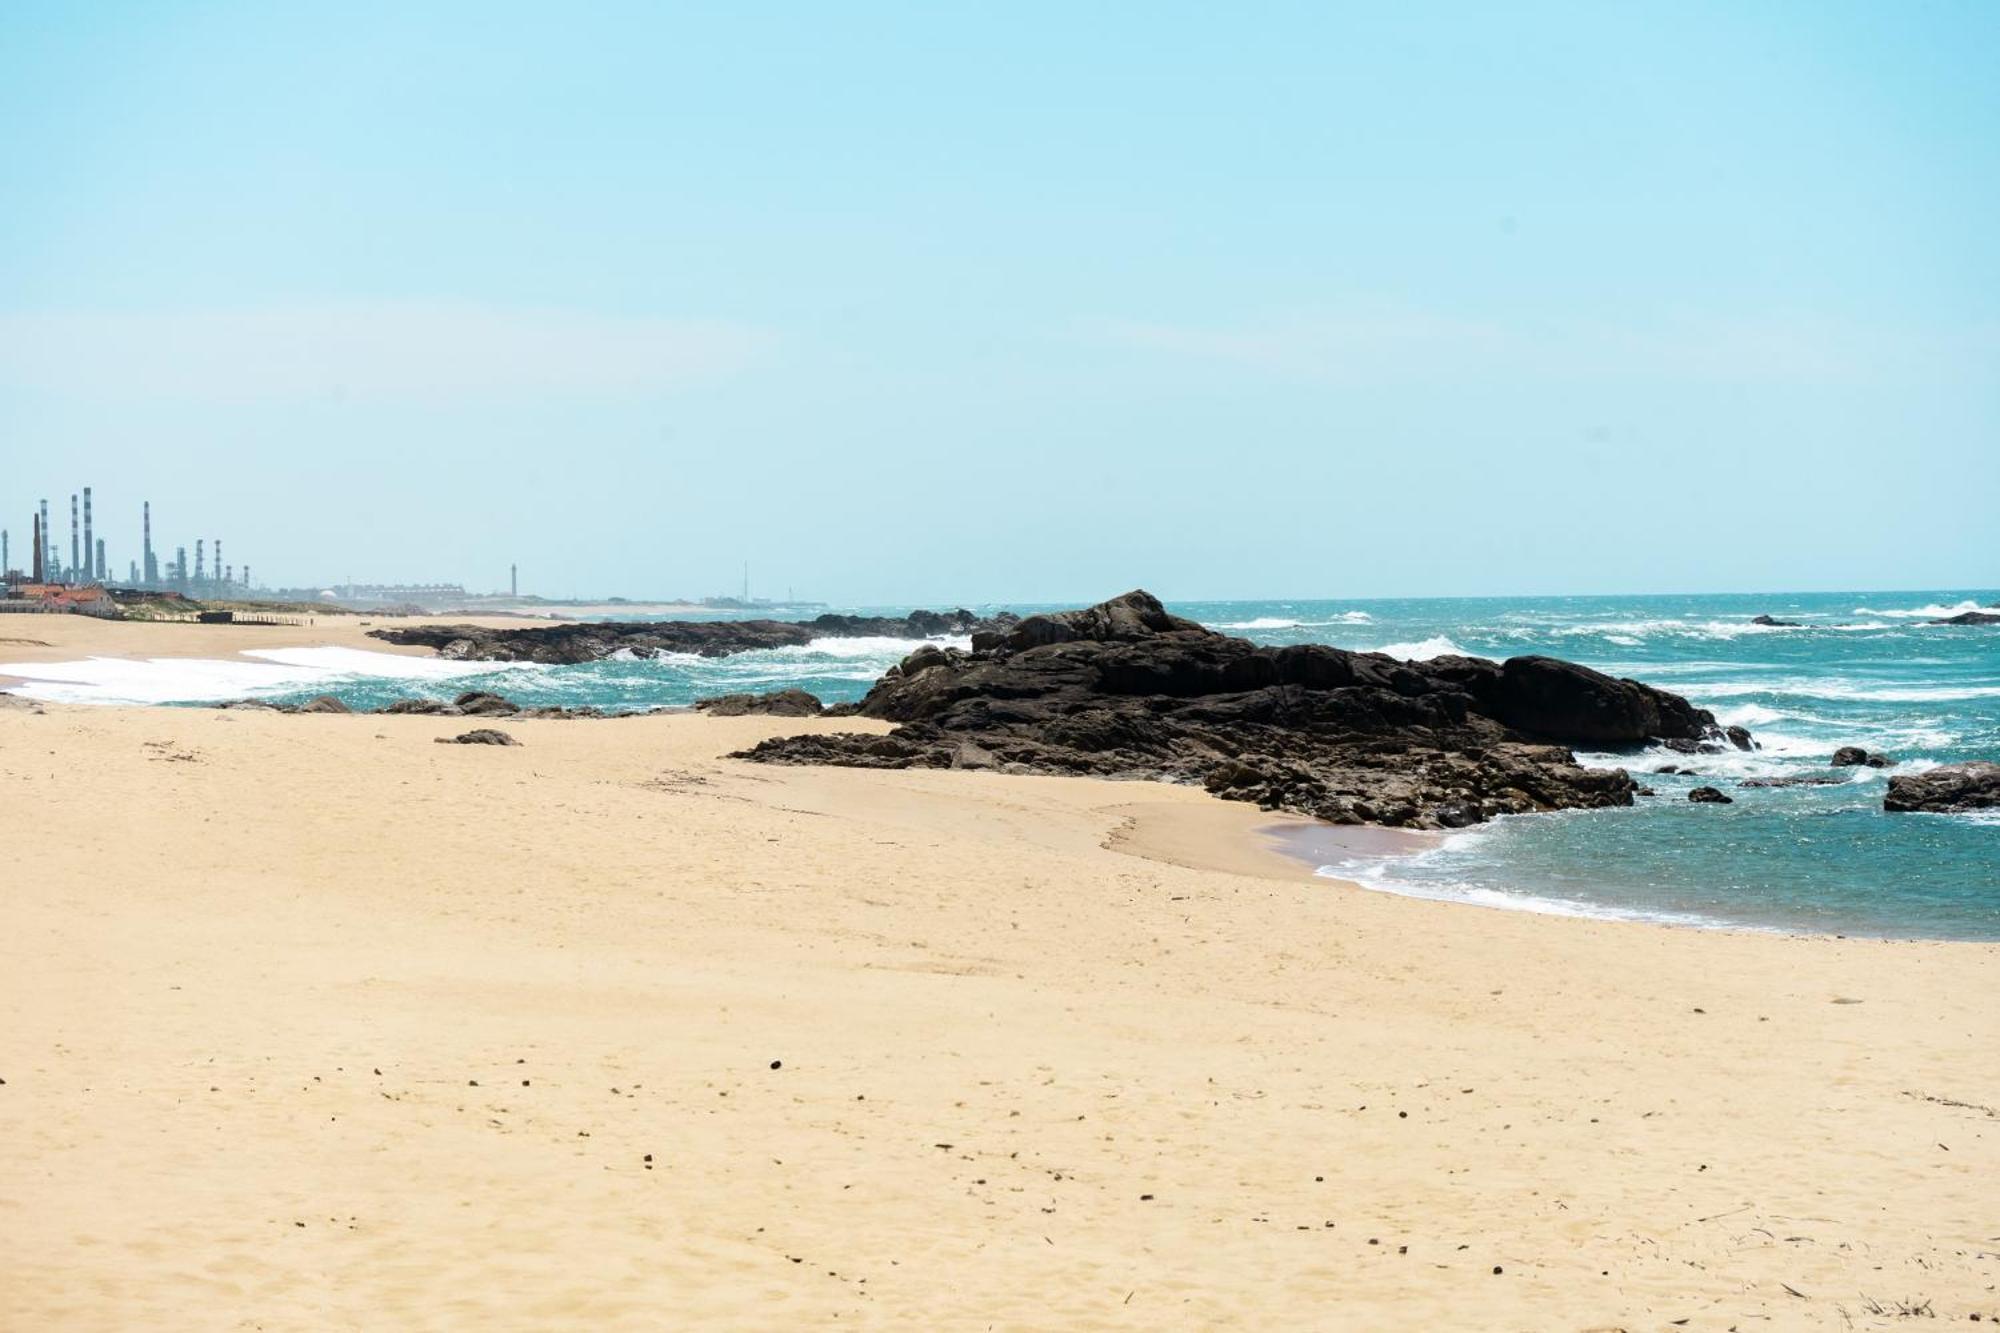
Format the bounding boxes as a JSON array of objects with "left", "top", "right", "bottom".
[
  {"left": 367, "top": 608, "right": 1019, "bottom": 664},
  {"left": 1884, "top": 762, "right": 2000, "bottom": 813},
  {"left": 1750, "top": 615, "right": 1803, "bottom": 627},
  {"left": 1688, "top": 786, "right": 1733, "bottom": 804},
  {"left": 695, "top": 689, "right": 824, "bottom": 717},
  {"left": 1831, "top": 746, "right": 1893, "bottom": 769},
  {"left": 297, "top": 695, "right": 352, "bottom": 714},
  {"left": 436, "top": 728, "right": 520, "bottom": 746},
  {"left": 1930, "top": 611, "right": 2000, "bottom": 626},
  {"left": 733, "top": 590, "right": 1738, "bottom": 830}
]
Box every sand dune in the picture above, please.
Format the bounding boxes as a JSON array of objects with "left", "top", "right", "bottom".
[{"left": 1, "top": 677, "right": 1995, "bottom": 1327}]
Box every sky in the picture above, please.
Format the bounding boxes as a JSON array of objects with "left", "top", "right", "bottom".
[{"left": 2, "top": 1, "right": 1995, "bottom": 604}]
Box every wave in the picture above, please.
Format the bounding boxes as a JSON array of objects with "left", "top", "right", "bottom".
[
  {"left": 1694, "top": 679, "right": 2000, "bottom": 704},
  {"left": 1371, "top": 635, "right": 1479, "bottom": 662},
  {"left": 1216, "top": 611, "right": 1374, "bottom": 630},
  {"left": 0, "top": 646, "right": 523, "bottom": 706},
  {"left": 1853, "top": 599, "right": 1991, "bottom": 619},
  {"left": 787, "top": 634, "right": 971, "bottom": 659}
]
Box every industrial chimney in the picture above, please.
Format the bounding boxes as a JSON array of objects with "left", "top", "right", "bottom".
[
  {"left": 142, "top": 501, "right": 156, "bottom": 585},
  {"left": 195, "top": 539, "right": 205, "bottom": 584},
  {"left": 82, "top": 487, "right": 93, "bottom": 582},
  {"left": 95, "top": 538, "right": 106, "bottom": 583},
  {"left": 69, "top": 494, "right": 79, "bottom": 581},
  {"left": 32, "top": 512, "right": 43, "bottom": 582}
]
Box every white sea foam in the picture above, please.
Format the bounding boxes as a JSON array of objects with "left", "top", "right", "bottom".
[
  {"left": 785, "top": 634, "right": 971, "bottom": 659},
  {"left": 1217, "top": 612, "right": 1373, "bottom": 630},
  {"left": 1371, "top": 635, "right": 1479, "bottom": 661},
  {"left": 0, "top": 646, "right": 519, "bottom": 706},
  {"left": 1853, "top": 599, "right": 1990, "bottom": 619}
]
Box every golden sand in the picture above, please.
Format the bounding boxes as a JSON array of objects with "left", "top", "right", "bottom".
[{"left": 1, "top": 622, "right": 1995, "bottom": 1328}]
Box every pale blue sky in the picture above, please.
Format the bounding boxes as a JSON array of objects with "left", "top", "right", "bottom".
[{"left": 2, "top": 2, "right": 1995, "bottom": 601}]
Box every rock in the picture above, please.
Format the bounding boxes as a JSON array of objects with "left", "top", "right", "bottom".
[
  {"left": 452, "top": 690, "right": 521, "bottom": 717},
  {"left": 1725, "top": 725, "right": 1756, "bottom": 751},
  {"left": 1929, "top": 611, "right": 2000, "bottom": 626},
  {"left": 1688, "top": 786, "right": 1733, "bottom": 804},
  {"left": 1750, "top": 615, "right": 1803, "bottom": 627},
  {"left": 381, "top": 698, "right": 458, "bottom": 715},
  {"left": 732, "top": 590, "right": 1738, "bottom": 831},
  {"left": 367, "top": 608, "right": 1020, "bottom": 664},
  {"left": 1739, "top": 775, "right": 1847, "bottom": 788},
  {"left": 1884, "top": 761, "right": 2000, "bottom": 813},
  {"left": 1831, "top": 746, "right": 1892, "bottom": 768},
  {"left": 694, "top": 689, "right": 825, "bottom": 717},
  {"left": 297, "top": 695, "right": 352, "bottom": 714},
  {"left": 436, "top": 728, "right": 520, "bottom": 746}
]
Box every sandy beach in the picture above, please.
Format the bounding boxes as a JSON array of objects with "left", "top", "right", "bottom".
[{"left": 2, "top": 622, "right": 1996, "bottom": 1329}]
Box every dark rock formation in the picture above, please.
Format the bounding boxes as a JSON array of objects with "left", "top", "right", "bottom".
[
  {"left": 1929, "top": 611, "right": 2000, "bottom": 626},
  {"left": 1725, "top": 725, "right": 1756, "bottom": 751},
  {"left": 436, "top": 728, "right": 520, "bottom": 746},
  {"left": 732, "top": 590, "right": 1738, "bottom": 830},
  {"left": 1750, "top": 615, "right": 1803, "bottom": 627},
  {"left": 695, "top": 689, "right": 824, "bottom": 717},
  {"left": 1687, "top": 786, "right": 1733, "bottom": 804},
  {"left": 451, "top": 690, "right": 521, "bottom": 717},
  {"left": 1831, "top": 746, "right": 1893, "bottom": 769},
  {"left": 297, "top": 695, "right": 352, "bottom": 714},
  {"left": 1739, "top": 775, "right": 1847, "bottom": 788},
  {"left": 1884, "top": 762, "right": 2000, "bottom": 813},
  {"left": 367, "top": 608, "right": 1019, "bottom": 664}
]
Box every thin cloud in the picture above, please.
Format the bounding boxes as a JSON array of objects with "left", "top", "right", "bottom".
[{"left": 0, "top": 302, "right": 771, "bottom": 401}]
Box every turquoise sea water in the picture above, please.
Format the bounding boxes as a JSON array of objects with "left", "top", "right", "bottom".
[{"left": 26, "top": 588, "right": 1990, "bottom": 939}]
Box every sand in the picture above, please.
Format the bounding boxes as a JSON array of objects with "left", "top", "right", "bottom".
[{"left": 2, "top": 624, "right": 1996, "bottom": 1328}]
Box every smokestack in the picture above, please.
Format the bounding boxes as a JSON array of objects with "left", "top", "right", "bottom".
[
  {"left": 214, "top": 540, "right": 222, "bottom": 589},
  {"left": 511, "top": 563, "right": 518, "bottom": 597},
  {"left": 195, "top": 539, "right": 205, "bottom": 584},
  {"left": 2, "top": 529, "right": 8, "bottom": 578},
  {"left": 96, "top": 538, "right": 106, "bottom": 583},
  {"left": 243, "top": 565, "right": 251, "bottom": 591},
  {"left": 175, "top": 546, "right": 187, "bottom": 588},
  {"left": 143, "top": 501, "right": 155, "bottom": 584},
  {"left": 82, "top": 486, "right": 93, "bottom": 582},
  {"left": 32, "top": 512, "right": 42, "bottom": 581},
  {"left": 69, "top": 494, "right": 79, "bottom": 581}
]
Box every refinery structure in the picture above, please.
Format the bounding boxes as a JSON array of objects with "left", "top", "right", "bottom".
[{"left": 2, "top": 484, "right": 256, "bottom": 613}]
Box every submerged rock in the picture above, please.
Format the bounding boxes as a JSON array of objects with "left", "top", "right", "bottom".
[
  {"left": 1930, "top": 610, "right": 2000, "bottom": 625},
  {"left": 733, "top": 590, "right": 1739, "bottom": 831},
  {"left": 695, "top": 689, "right": 825, "bottom": 717},
  {"left": 1831, "top": 746, "right": 1893, "bottom": 769},
  {"left": 1687, "top": 786, "right": 1733, "bottom": 804},
  {"left": 1884, "top": 761, "right": 2000, "bottom": 813},
  {"left": 1750, "top": 614, "right": 1803, "bottom": 627},
  {"left": 1739, "top": 775, "right": 1847, "bottom": 788}
]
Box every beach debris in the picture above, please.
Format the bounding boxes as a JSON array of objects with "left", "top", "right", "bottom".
[
  {"left": 1832, "top": 746, "right": 1893, "bottom": 768},
  {"left": 1687, "top": 787, "right": 1733, "bottom": 804},
  {"left": 435, "top": 729, "right": 520, "bottom": 746}
]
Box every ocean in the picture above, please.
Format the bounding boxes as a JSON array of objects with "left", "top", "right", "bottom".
[{"left": 6, "top": 589, "right": 1996, "bottom": 939}]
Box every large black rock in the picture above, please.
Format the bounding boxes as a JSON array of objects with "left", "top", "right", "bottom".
[
  {"left": 1884, "top": 762, "right": 2000, "bottom": 813},
  {"left": 734, "top": 590, "right": 1735, "bottom": 830}
]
